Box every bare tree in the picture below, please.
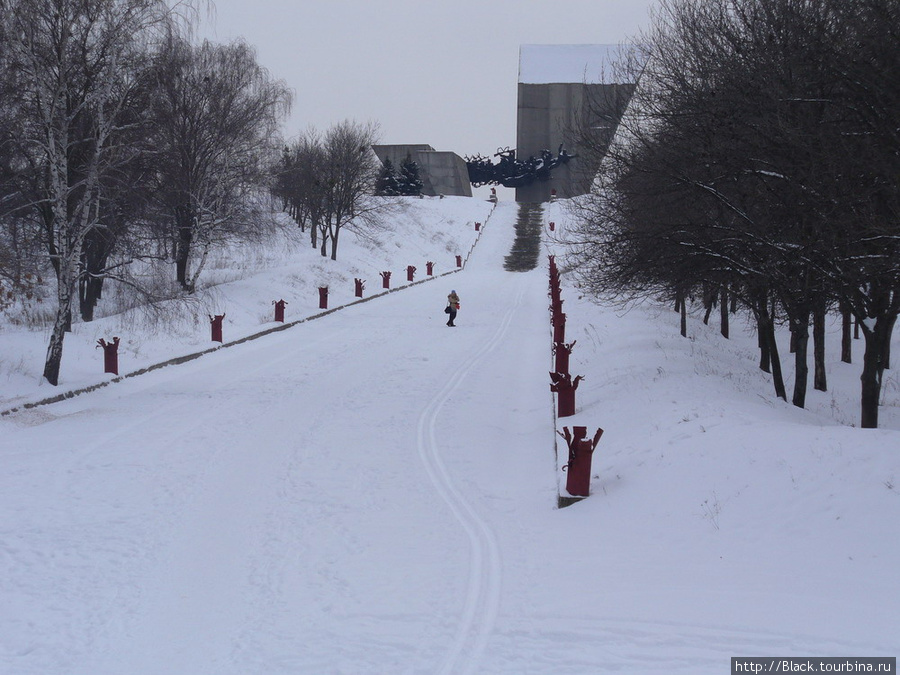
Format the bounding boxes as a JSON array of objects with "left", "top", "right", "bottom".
[
  {"left": 280, "top": 120, "right": 384, "bottom": 261},
  {"left": 276, "top": 129, "right": 327, "bottom": 250},
  {"left": 148, "top": 35, "right": 291, "bottom": 291},
  {"left": 568, "top": 0, "right": 900, "bottom": 426},
  {"left": 2, "top": 0, "right": 173, "bottom": 385}
]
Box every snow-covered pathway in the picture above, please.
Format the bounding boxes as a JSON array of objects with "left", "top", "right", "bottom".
[
  {"left": 0, "top": 201, "right": 557, "bottom": 675},
  {"left": 3, "top": 199, "right": 897, "bottom": 675}
]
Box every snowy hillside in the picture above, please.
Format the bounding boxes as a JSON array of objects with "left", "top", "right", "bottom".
[
  {"left": 0, "top": 197, "right": 495, "bottom": 412},
  {"left": 0, "top": 196, "right": 897, "bottom": 674}
]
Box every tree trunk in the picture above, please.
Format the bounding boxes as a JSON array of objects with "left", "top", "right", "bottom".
[
  {"left": 702, "top": 284, "right": 715, "bottom": 325},
  {"left": 79, "top": 227, "right": 113, "bottom": 322},
  {"left": 719, "top": 286, "right": 729, "bottom": 339},
  {"left": 174, "top": 208, "right": 194, "bottom": 291},
  {"left": 330, "top": 227, "right": 340, "bottom": 261},
  {"left": 859, "top": 318, "right": 893, "bottom": 429},
  {"left": 753, "top": 287, "right": 786, "bottom": 400},
  {"left": 758, "top": 322, "right": 771, "bottom": 373},
  {"left": 679, "top": 289, "right": 688, "bottom": 337},
  {"left": 766, "top": 318, "right": 788, "bottom": 402},
  {"left": 882, "top": 313, "right": 896, "bottom": 371},
  {"left": 43, "top": 258, "right": 78, "bottom": 386},
  {"left": 79, "top": 274, "right": 103, "bottom": 322},
  {"left": 791, "top": 311, "right": 810, "bottom": 408},
  {"left": 753, "top": 287, "right": 771, "bottom": 373},
  {"left": 841, "top": 300, "right": 852, "bottom": 364},
  {"left": 813, "top": 299, "right": 827, "bottom": 392}
]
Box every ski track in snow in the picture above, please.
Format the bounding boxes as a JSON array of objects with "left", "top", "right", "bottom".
[{"left": 416, "top": 282, "right": 524, "bottom": 675}]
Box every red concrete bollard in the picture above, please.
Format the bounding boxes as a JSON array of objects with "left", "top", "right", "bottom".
[
  {"left": 407, "top": 265, "right": 416, "bottom": 282},
  {"left": 97, "top": 337, "right": 120, "bottom": 375},
  {"left": 550, "top": 371, "right": 583, "bottom": 418},
  {"left": 381, "top": 271, "right": 391, "bottom": 289},
  {"left": 552, "top": 312, "right": 566, "bottom": 343},
  {"left": 355, "top": 278, "right": 365, "bottom": 298},
  {"left": 210, "top": 314, "right": 225, "bottom": 343},
  {"left": 273, "top": 299, "right": 287, "bottom": 323},
  {"left": 318, "top": 286, "right": 328, "bottom": 309},
  {"left": 456, "top": 255, "right": 462, "bottom": 268},
  {"left": 549, "top": 221, "right": 556, "bottom": 231},
  {"left": 558, "top": 426, "right": 604, "bottom": 497},
  {"left": 474, "top": 222, "right": 481, "bottom": 231},
  {"left": 550, "top": 188, "right": 558, "bottom": 201},
  {"left": 426, "top": 261, "right": 434, "bottom": 276},
  {"left": 554, "top": 340, "right": 576, "bottom": 375}
]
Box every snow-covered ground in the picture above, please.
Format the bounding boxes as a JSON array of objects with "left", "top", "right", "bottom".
[{"left": 1, "top": 196, "right": 898, "bottom": 674}]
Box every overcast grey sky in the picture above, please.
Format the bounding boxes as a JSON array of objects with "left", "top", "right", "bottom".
[{"left": 200, "top": 0, "right": 656, "bottom": 160}]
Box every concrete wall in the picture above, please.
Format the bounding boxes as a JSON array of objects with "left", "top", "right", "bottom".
[
  {"left": 415, "top": 151, "right": 473, "bottom": 198},
  {"left": 515, "top": 82, "right": 635, "bottom": 203},
  {"left": 371, "top": 144, "right": 473, "bottom": 198}
]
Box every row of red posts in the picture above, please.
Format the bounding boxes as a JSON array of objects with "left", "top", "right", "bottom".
[
  {"left": 95, "top": 253, "right": 468, "bottom": 376},
  {"left": 547, "top": 254, "right": 603, "bottom": 499}
]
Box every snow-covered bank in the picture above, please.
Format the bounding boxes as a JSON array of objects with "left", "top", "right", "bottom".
[{"left": 0, "top": 196, "right": 495, "bottom": 413}]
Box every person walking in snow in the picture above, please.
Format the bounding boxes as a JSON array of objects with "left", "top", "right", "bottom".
[{"left": 446, "top": 290, "right": 460, "bottom": 327}]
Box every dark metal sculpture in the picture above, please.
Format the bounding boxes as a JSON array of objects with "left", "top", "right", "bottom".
[{"left": 465, "top": 145, "right": 575, "bottom": 188}]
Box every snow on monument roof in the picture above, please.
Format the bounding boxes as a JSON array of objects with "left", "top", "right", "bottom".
[{"left": 518, "top": 44, "right": 624, "bottom": 84}]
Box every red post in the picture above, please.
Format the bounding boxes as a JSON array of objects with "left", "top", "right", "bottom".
[
  {"left": 550, "top": 371, "right": 582, "bottom": 417},
  {"left": 549, "top": 221, "right": 556, "bottom": 231},
  {"left": 210, "top": 314, "right": 225, "bottom": 343},
  {"left": 554, "top": 340, "right": 576, "bottom": 375},
  {"left": 552, "top": 312, "right": 566, "bottom": 343},
  {"left": 426, "top": 261, "right": 434, "bottom": 276},
  {"left": 318, "top": 286, "right": 328, "bottom": 309},
  {"left": 558, "top": 426, "right": 604, "bottom": 497},
  {"left": 474, "top": 222, "right": 481, "bottom": 231},
  {"left": 489, "top": 187, "right": 497, "bottom": 203},
  {"left": 380, "top": 271, "right": 391, "bottom": 289},
  {"left": 550, "top": 188, "right": 558, "bottom": 200},
  {"left": 97, "top": 337, "right": 120, "bottom": 375},
  {"left": 407, "top": 265, "right": 416, "bottom": 282},
  {"left": 273, "top": 299, "right": 287, "bottom": 323},
  {"left": 550, "top": 294, "right": 564, "bottom": 318},
  {"left": 355, "top": 278, "right": 365, "bottom": 298},
  {"left": 456, "top": 255, "right": 462, "bottom": 268}
]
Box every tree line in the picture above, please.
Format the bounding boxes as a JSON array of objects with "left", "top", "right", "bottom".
[
  {"left": 568, "top": 0, "right": 899, "bottom": 428},
  {"left": 272, "top": 120, "right": 387, "bottom": 261},
  {"left": 0, "top": 0, "right": 293, "bottom": 386}
]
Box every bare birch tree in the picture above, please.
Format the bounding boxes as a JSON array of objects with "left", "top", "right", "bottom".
[{"left": 3, "top": 0, "right": 172, "bottom": 385}]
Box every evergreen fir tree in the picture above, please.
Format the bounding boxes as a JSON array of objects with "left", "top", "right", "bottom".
[
  {"left": 399, "top": 154, "right": 424, "bottom": 196},
  {"left": 375, "top": 158, "right": 402, "bottom": 196}
]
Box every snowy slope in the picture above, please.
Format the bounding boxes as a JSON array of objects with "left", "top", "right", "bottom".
[{"left": 0, "top": 197, "right": 898, "bottom": 675}]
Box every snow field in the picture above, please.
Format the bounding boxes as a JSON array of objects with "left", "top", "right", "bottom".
[{"left": 0, "top": 196, "right": 897, "bottom": 674}]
